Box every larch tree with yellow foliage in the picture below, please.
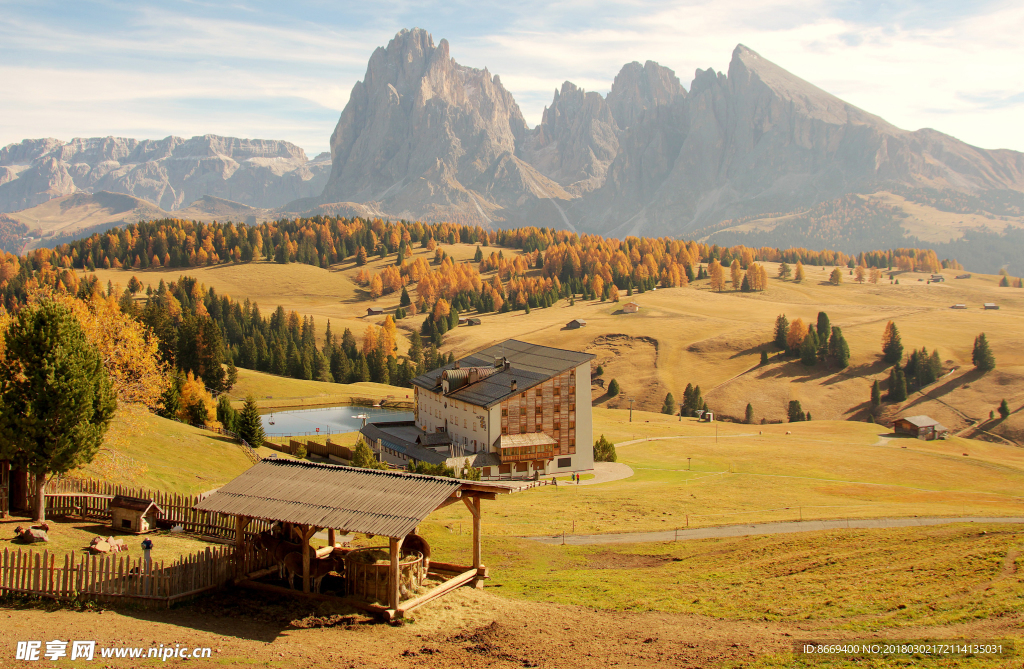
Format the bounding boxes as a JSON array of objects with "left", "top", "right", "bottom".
[{"left": 708, "top": 260, "right": 725, "bottom": 292}]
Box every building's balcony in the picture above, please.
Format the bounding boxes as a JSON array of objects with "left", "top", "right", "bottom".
[{"left": 497, "top": 433, "right": 558, "bottom": 463}]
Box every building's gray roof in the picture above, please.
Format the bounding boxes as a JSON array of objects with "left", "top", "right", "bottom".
[
  {"left": 194, "top": 458, "right": 461, "bottom": 537},
  {"left": 412, "top": 339, "right": 594, "bottom": 408},
  {"left": 896, "top": 415, "right": 940, "bottom": 428},
  {"left": 359, "top": 421, "right": 449, "bottom": 465}
]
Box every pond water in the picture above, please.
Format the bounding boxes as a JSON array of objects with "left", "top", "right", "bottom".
[{"left": 260, "top": 405, "right": 412, "bottom": 437}]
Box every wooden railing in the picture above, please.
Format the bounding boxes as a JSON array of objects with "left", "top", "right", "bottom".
[
  {"left": 44, "top": 479, "right": 272, "bottom": 540},
  {"left": 0, "top": 545, "right": 245, "bottom": 605}
]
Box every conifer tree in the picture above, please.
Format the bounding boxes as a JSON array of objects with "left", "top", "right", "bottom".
[
  {"left": 800, "top": 330, "right": 818, "bottom": 366},
  {"left": 662, "top": 393, "right": 676, "bottom": 415},
  {"left": 794, "top": 261, "right": 805, "bottom": 283},
  {"left": 745, "top": 403, "right": 754, "bottom": 424},
  {"left": 773, "top": 314, "right": 789, "bottom": 350},
  {"left": 998, "top": 399, "right": 1010, "bottom": 419},
  {"left": 829, "top": 326, "right": 850, "bottom": 369},
  {"left": 881, "top": 321, "right": 903, "bottom": 364},
  {"left": 887, "top": 366, "right": 908, "bottom": 401},
  {"left": 0, "top": 301, "right": 116, "bottom": 521},
  {"left": 607, "top": 379, "right": 620, "bottom": 397},
  {"left": 816, "top": 312, "right": 830, "bottom": 359},
  {"left": 352, "top": 439, "right": 387, "bottom": 469},
  {"left": 972, "top": 333, "right": 995, "bottom": 371},
  {"left": 870, "top": 380, "right": 881, "bottom": 408},
  {"left": 237, "top": 395, "right": 265, "bottom": 448},
  {"left": 788, "top": 400, "right": 804, "bottom": 422}
]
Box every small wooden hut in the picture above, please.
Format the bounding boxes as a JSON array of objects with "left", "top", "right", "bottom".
[
  {"left": 366, "top": 307, "right": 384, "bottom": 316},
  {"left": 194, "top": 458, "right": 513, "bottom": 619},
  {"left": 566, "top": 318, "right": 586, "bottom": 329},
  {"left": 623, "top": 302, "right": 640, "bottom": 313},
  {"left": 110, "top": 495, "right": 163, "bottom": 533},
  {"left": 892, "top": 415, "right": 949, "bottom": 440}
]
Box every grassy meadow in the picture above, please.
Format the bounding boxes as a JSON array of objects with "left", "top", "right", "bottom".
[
  {"left": 87, "top": 239, "right": 1024, "bottom": 437},
  {"left": 427, "top": 408, "right": 1024, "bottom": 537}
]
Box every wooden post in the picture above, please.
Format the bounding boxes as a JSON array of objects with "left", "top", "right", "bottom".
[
  {"left": 234, "top": 516, "right": 249, "bottom": 577},
  {"left": 462, "top": 495, "right": 484, "bottom": 588},
  {"left": 300, "top": 526, "right": 316, "bottom": 593},
  {"left": 387, "top": 536, "right": 404, "bottom": 617},
  {"left": 328, "top": 529, "right": 335, "bottom": 548}
]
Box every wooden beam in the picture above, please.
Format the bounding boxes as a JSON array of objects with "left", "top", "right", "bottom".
[
  {"left": 398, "top": 568, "right": 476, "bottom": 616},
  {"left": 300, "top": 525, "right": 317, "bottom": 593},
  {"left": 472, "top": 496, "right": 483, "bottom": 589},
  {"left": 327, "top": 528, "right": 335, "bottom": 547},
  {"left": 387, "top": 535, "right": 404, "bottom": 616},
  {"left": 461, "top": 496, "right": 480, "bottom": 519}
]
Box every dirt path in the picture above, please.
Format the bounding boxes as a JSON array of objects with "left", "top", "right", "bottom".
[
  {"left": 529, "top": 516, "right": 1024, "bottom": 545},
  {"left": 616, "top": 433, "right": 759, "bottom": 447},
  {"left": 578, "top": 462, "right": 634, "bottom": 485}
]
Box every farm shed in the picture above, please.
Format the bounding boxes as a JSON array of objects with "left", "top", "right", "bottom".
[
  {"left": 110, "top": 495, "right": 163, "bottom": 533},
  {"left": 950, "top": 304, "right": 967, "bottom": 309},
  {"left": 622, "top": 302, "right": 640, "bottom": 313},
  {"left": 892, "top": 415, "right": 949, "bottom": 440},
  {"left": 194, "top": 458, "right": 512, "bottom": 619},
  {"left": 566, "top": 318, "right": 586, "bottom": 329},
  {"left": 930, "top": 274, "right": 945, "bottom": 282},
  {"left": 467, "top": 317, "right": 481, "bottom": 326},
  {"left": 984, "top": 303, "right": 1000, "bottom": 310},
  {"left": 366, "top": 307, "right": 384, "bottom": 316}
]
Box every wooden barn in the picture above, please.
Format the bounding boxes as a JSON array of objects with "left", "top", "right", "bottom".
[
  {"left": 194, "top": 458, "right": 512, "bottom": 619},
  {"left": 366, "top": 307, "right": 384, "bottom": 316},
  {"left": 622, "top": 302, "right": 640, "bottom": 313},
  {"left": 892, "top": 415, "right": 949, "bottom": 440},
  {"left": 110, "top": 495, "right": 163, "bottom": 533},
  {"left": 984, "top": 303, "right": 1000, "bottom": 310},
  {"left": 566, "top": 318, "right": 586, "bottom": 329}
]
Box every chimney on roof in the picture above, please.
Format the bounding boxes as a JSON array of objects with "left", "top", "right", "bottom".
[
  {"left": 494, "top": 356, "right": 505, "bottom": 368},
  {"left": 454, "top": 360, "right": 461, "bottom": 369},
  {"left": 511, "top": 379, "right": 517, "bottom": 392}
]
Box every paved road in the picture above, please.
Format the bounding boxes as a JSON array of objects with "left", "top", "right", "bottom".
[{"left": 529, "top": 516, "right": 1024, "bottom": 545}]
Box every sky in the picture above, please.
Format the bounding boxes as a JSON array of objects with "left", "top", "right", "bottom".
[{"left": 1, "top": 0, "right": 1022, "bottom": 158}]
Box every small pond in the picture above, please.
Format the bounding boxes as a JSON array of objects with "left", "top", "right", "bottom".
[{"left": 260, "top": 405, "right": 412, "bottom": 437}]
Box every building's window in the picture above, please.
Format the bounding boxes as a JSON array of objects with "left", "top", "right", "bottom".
[
  {"left": 553, "top": 387, "right": 560, "bottom": 397},
  {"left": 502, "top": 408, "right": 508, "bottom": 417},
  {"left": 569, "top": 436, "right": 575, "bottom": 446},
  {"left": 520, "top": 407, "right": 527, "bottom": 416},
  {"left": 502, "top": 426, "right": 508, "bottom": 435},
  {"left": 558, "top": 457, "right": 572, "bottom": 468},
  {"left": 570, "top": 403, "right": 576, "bottom": 412},
  {"left": 569, "top": 419, "right": 575, "bottom": 429},
  {"left": 121, "top": 519, "right": 132, "bottom": 529}
]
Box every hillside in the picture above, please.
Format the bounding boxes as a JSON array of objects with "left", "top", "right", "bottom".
[{"left": 84, "top": 236, "right": 1024, "bottom": 442}]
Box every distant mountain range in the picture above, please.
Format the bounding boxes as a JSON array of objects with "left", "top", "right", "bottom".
[{"left": 4, "top": 28, "right": 1024, "bottom": 270}]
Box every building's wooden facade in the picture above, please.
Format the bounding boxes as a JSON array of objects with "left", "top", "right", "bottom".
[{"left": 498, "top": 368, "right": 577, "bottom": 473}]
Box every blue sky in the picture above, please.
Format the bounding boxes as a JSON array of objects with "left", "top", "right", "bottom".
[{"left": 1, "top": 0, "right": 1022, "bottom": 156}]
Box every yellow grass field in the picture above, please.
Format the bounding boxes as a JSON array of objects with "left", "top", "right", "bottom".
[
  {"left": 427, "top": 408, "right": 1024, "bottom": 537},
  {"left": 86, "top": 241, "right": 1024, "bottom": 436}
]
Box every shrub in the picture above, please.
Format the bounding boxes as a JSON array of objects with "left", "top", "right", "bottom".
[
  {"left": 594, "top": 435, "right": 617, "bottom": 462},
  {"left": 607, "top": 379, "right": 620, "bottom": 397}
]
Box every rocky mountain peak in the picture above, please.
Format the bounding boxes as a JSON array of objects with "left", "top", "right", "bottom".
[{"left": 606, "top": 60, "right": 685, "bottom": 129}]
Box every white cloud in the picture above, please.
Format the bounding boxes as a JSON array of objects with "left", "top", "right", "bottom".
[{"left": 1, "top": 0, "right": 1022, "bottom": 155}]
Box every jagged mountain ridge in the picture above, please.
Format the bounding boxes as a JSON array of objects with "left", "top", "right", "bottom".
[
  {"left": 317, "top": 29, "right": 1024, "bottom": 238},
  {"left": 0, "top": 135, "right": 332, "bottom": 214}
]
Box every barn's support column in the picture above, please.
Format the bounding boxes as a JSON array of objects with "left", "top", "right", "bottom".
[
  {"left": 388, "top": 535, "right": 405, "bottom": 616},
  {"left": 463, "top": 496, "right": 485, "bottom": 588},
  {"left": 328, "top": 528, "right": 336, "bottom": 547},
  {"left": 234, "top": 515, "right": 251, "bottom": 577},
  {"left": 299, "top": 525, "right": 316, "bottom": 593}
]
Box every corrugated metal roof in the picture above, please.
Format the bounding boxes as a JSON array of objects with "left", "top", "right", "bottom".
[
  {"left": 194, "top": 459, "right": 461, "bottom": 538},
  {"left": 412, "top": 339, "right": 594, "bottom": 408},
  {"left": 359, "top": 422, "right": 449, "bottom": 465}
]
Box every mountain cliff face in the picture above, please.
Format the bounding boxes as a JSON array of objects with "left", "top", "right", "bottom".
[
  {"left": 321, "top": 28, "right": 569, "bottom": 225},
  {"left": 318, "top": 34, "right": 1024, "bottom": 237},
  {"left": 0, "top": 135, "right": 331, "bottom": 214}
]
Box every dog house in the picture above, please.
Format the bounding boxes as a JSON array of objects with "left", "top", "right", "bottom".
[{"left": 110, "top": 495, "right": 163, "bottom": 534}]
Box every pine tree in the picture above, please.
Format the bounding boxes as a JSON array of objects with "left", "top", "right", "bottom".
[
  {"left": 745, "top": 403, "right": 754, "bottom": 424},
  {"left": 881, "top": 321, "right": 903, "bottom": 364},
  {"left": 788, "top": 400, "right": 804, "bottom": 422},
  {"left": 400, "top": 286, "right": 412, "bottom": 307},
  {"left": 829, "top": 326, "right": 850, "bottom": 369},
  {"left": 972, "top": 333, "right": 995, "bottom": 371},
  {"left": 800, "top": 330, "right": 818, "bottom": 366},
  {"left": 998, "top": 399, "right": 1010, "bottom": 419},
  {"left": 871, "top": 380, "right": 881, "bottom": 408},
  {"left": 607, "top": 379, "right": 620, "bottom": 397},
  {"left": 352, "top": 439, "right": 387, "bottom": 469},
  {"left": 593, "top": 435, "right": 617, "bottom": 462},
  {"left": 887, "top": 366, "right": 908, "bottom": 402},
  {"left": 0, "top": 301, "right": 116, "bottom": 521},
  {"left": 773, "top": 314, "right": 789, "bottom": 350},
  {"left": 474, "top": 245, "right": 483, "bottom": 262},
  {"left": 237, "top": 395, "right": 265, "bottom": 448},
  {"left": 816, "top": 312, "right": 830, "bottom": 359},
  {"left": 661, "top": 393, "right": 676, "bottom": 415},
  {"left": 216, "top": 394, "right": 238, "bottom": 432},
  {"left": 760, "top": 350, "right": 769, "bottom": 365}
]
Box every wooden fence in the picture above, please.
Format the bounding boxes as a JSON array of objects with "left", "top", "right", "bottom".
[
  {"left": 0, "top": 545, "right": 244, "bottom": 606},
  {"left": 44, "top": 479, "right": 272, "bottom": 541},
  {"left": 263, "top": 439, "right": 353, "bottom": 463}
]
